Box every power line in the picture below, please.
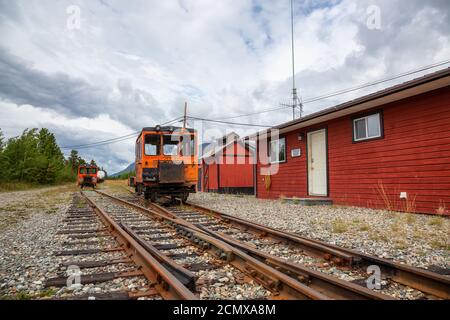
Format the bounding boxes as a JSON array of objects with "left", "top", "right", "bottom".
[
  {"left": 61, "top": 132, "right": 139, "bottom": 149},
  {"left": 220, "top": 106, "right": 291, "bottom": 120},
  {"left": 205, "top": 60, "right": 450, "bottom": 121},
  {"left": 302, "top": 59, "right": 450, "bottom": 104},
  {"left": 61, "top": 116, "right": 183, "bottom": 150},
  {"left": 187, "top": 116, "right": 272, "bottom": 128},
  {"left": 60, "top": 60, "right": 450, "bottom": 149},
  {"left": 62, "top": 134, "right": 139, "bottom": 150}
]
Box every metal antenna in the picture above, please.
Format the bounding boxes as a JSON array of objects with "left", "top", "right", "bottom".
[{"left": 281, "top": 0, "right": 303, "bottom": 120}]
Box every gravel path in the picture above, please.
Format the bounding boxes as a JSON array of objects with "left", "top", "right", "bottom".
[
  {"left": 189, "top": 193, "right": 449, "bottom": 271},
  {"left": 0, "top": 185, "right": 76, "bottom": 299}
]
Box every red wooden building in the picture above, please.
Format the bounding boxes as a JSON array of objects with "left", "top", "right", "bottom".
[
  {"left": 201, "top": 133, "right": 255, "bottom": 194},
  {"left": 255, "top": 68, "right": 450, "bottom": 215}
]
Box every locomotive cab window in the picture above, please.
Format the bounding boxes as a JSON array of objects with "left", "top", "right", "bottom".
[
  {"left": 145, "top": 134, "right": 160, "bottom": 156},
  {"left": 179, "top": 135, "right": 195, "bottom": 156},
  {"left": 88, "top": 168, "right": 97, "bottom": 174},
  {"left": 79, "top": 168, "right": 87, "bottom": 174},
  {"left": 353, "top": 112, "right": 382, "bottom": 142},
  {"left": 163, "top": 135, "right": 179, "bottom": 156}
]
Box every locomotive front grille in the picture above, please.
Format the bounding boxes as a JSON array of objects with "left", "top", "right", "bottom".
[
  {"left": 158, "top": 161, "right": 184, "bottom": 184},
  {"left": 83, "top": 176, "right": 93, "bottom": 183}
]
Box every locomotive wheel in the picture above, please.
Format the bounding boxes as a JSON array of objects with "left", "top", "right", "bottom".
[
  {"left": 150, "top": 192, "right": 157, "bottom": 203},
  {"left": 181, "top": 192, "right": 189, "bottom": 204}
]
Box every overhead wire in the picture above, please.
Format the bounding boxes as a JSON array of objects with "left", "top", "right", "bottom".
[{"left": 60, "top": 61, "right": 450, "bottom": 149}]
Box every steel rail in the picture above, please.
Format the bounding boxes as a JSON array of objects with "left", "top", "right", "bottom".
[
  {"left": 97, "top": 190, "right": 397, "bottom": 300},
  {"left": 121, "top": 223, "right": 197, "bottom": 291},
  {"left": 186, "top": 201, "right": 357, "bottom": 264},
  {"left": 94, "top": 190, "right": 331, "bottom": 300},
  {"left": 185, "top": 201, "right": 450, "bottom": 299},
  {"left": 80, "top": 191, "right": 197, "bottom": 300}
]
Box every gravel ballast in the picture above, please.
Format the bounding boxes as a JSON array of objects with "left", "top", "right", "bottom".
[
  {"left": 0, "top": 185, "right": 76, "bottom": 299},
  {"left": 189, "top": 192, "right": 449, "bottom": 271}
]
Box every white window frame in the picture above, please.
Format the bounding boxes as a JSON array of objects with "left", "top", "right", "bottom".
[
  {"left": 353, "top": 113, "right": 382, "bottom": 142},
  {"left": 269, "top": 137, "right": 286, "bottom": 164}
]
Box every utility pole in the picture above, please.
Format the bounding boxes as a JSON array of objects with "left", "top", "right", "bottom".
[
  {"left": 183, "top": 101, "right": 188, "bottom": 129},
  {"left": 290, "top": 0, "right": 302, "bottom": 120}
]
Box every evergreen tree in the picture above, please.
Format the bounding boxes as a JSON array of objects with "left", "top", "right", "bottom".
[
  {"left": 36, "top": 128, "right": 65, "bottom": 184},
  {"left": 0, "top": 129, "right": 4, "bottom": 151},
  {"left": 0, "top": 128, "right": 97, "bottom": 186},
  {"left": 2, "top": 129, "right": 42, "bottom": 182},
  {"left": 0, "top": 129, "right": 5, "bottom": 181}
]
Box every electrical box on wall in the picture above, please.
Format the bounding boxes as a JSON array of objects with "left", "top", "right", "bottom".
[{"left": 291, "top": 148, "right": 301, "bottom": 158}]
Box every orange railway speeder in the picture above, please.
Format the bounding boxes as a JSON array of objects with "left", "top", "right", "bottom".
[
  {"left": 77, "top": 165, "right": 98, "bottom": 188},
  {"left": 132, "top": 125, "right": 198, "bottom": 203}
]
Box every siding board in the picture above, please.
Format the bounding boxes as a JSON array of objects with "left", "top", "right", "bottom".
[{"left": 257, "top": 86, "right": 450, "bottom": 215}]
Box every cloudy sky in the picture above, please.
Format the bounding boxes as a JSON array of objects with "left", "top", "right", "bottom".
[{"left": 0, "top": 0, "right": 449, "bottom": 173}]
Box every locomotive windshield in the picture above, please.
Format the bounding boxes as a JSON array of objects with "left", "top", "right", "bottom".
[
  {"left": 145, "top": 134, "right": 160, "bottom": 156},
  {"left": 162, "top": 134, "right": 195, "bottom": 156},
  {"left": 79, "top": 167, "right": 97, "bottom": 174},
  {"left": 163, "top": 135, "right": 179, "bottom": 156}
]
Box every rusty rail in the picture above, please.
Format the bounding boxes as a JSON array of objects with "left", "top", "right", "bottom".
[
  {"left": 185, "top": 201, "right": 450, "bottom": 299},
  {"left": 95, "top": 190, "right": 332, "bottom": 300},
  {"left": 80, "top": 191, "right": 197, "bottom": 300},
  {"left": 96, "top": 190, "right": 399, "bottom": 300}
]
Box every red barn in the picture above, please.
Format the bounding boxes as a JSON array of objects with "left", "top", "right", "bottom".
[
  {"left": 201, "top": 133, "right": 255, "bottom": 195},
  {"left": 254, "top": 68, "right": 450, "bottom": 215}
]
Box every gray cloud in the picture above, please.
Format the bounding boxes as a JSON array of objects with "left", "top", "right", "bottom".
[
  {"left": 0, "top": 0, "right": 449, "bottom": 172},
  {"left": 0, "top": 48, "right": 164, "bottom": 129}
]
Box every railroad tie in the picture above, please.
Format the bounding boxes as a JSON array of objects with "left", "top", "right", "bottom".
[{"left": 45, "top": 270, "right": 143, "bottom": 287}]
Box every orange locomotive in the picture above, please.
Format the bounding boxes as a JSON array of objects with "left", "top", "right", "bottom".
[
  {"left": 132, "top": 125, "right": 198, "bottom": 202},
  {"left": 77, "top": 165, "right": 98, "bottom": 188}
]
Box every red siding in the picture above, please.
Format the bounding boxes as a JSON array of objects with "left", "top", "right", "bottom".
[
  {"left": 203, "top": 141, "right": 254, "bottom": 191},
  {"left": 257, "top": 86, "right": 450, "bottom": 215}
]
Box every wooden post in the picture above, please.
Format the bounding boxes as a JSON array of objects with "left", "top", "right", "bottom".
[{"left": 183, "top": 101, "right": 188, "bottom": 129}]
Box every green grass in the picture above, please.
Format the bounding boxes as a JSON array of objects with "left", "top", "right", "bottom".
[
  {"left": 430, "top": 240, "right": 448, "bottom": 250},
  {"left": 0, "top": 181, "right": 76, "bottom": 193},
  {"left": 359, "top": 224, "right": 370, "bottom": 232},
  {"left": 331, "top": 219, "right": 348, "bottom": 234},
  {"left": 428, "top": 217, "right": 444, "bottom": 227},
  {"left": 0, "top": 182, "right": 42, "bottom": 192},
  {"left": 38, "top": 288, "right": 57, "bottom": 298},
  {"left": 405, "top": 214, "right": 417, "bottom": 225},
  {"left": 0, "top": 291, "right": 32, "bottom": 300}
]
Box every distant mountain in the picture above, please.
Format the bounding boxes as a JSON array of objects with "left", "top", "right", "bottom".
[{"left": 110, "top": 162, "right": 135, "bottom": 177}]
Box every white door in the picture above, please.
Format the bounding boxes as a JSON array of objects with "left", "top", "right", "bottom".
[{"left": 307, "top": 129, "right": 328, "bottom": 196}]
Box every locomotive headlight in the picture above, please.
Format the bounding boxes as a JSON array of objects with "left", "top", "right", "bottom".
[{"left": 155, "top": 125, "right": 161, "bottom": 131}]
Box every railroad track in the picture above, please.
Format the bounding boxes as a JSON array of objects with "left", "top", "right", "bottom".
[
  {"left": 44, "top": 193, "right": 195, "bottom": 300},
  {"left": 91, "top": 190, "right": 395, "bottom": 300},
  {"left": 79, "top": 190, "right": 336, "bottom": 300},
  {"left": 105, "top": 188, "right": 450, "bottom": 300}
]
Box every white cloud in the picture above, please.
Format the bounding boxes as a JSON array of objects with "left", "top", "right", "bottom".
[{"left": 0, "top": 0, "right": 449, "bottom": 172}]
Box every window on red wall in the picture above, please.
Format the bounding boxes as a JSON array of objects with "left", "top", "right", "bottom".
[
  {"left": 269, "top": 137, "right": 286, "bottom": 163},
  {"left": 353, "top": 112, "right": 382, "bottom": 142}
]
